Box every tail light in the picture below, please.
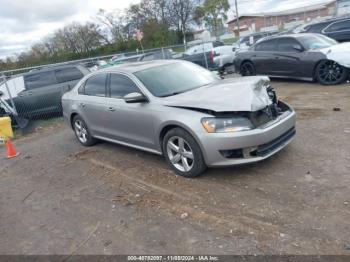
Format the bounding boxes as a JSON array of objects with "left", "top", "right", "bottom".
[{"left": 209, "top": 51, "right": 215, "bottom": 63}]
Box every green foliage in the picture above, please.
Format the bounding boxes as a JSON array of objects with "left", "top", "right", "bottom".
[
  {"left": 140, "top": 20, "right": 177, "bottom": 48},
  {"left": 197, "top": 0, "right": 230, "bottom": 37}
]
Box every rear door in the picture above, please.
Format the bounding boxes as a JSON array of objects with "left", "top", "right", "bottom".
[
  {"left": 77, "top": 73, "right": 108, "bottom": 137},
  {"left": 273, "top": 37, "right": 304, "bottom": 77},
  {"left": 252, "top": 39, "right": 278, "bottom": 75},
  {"left": 22, "top": 70, "right": 60, "bottom": 116}
]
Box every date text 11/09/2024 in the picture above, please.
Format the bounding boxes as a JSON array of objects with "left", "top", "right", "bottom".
[{"left": 127, "top": 256, "right": 219, "bottom": 261}]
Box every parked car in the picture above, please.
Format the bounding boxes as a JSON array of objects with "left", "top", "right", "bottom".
[
  {"left": 234, "top": 33, "right": 350, "bottom": 85},
  {"left": 62, "top": 60, "right": 296, "bottom": 177},
  {"left": 212, "top": 45, "right": 237, "bottom": 74},
  {"left": 300, "top": 17, "right": 350, "bottom": 42},
  {"left": 0, "top": 65, "right": 89, "bottom": 118},
  {"left": 180, "top": 41, "right": 225, "bottom": 70},
  {"left": 137, "top": 49, "right": 173, "bottom": 61}
]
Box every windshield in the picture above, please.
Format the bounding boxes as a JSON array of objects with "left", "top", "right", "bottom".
[
  {"left": 298, "top": 35, "right": 338, "bottom": 50},
  {"left": 134, "top": 62, "right": 220, "bottom": 97}
]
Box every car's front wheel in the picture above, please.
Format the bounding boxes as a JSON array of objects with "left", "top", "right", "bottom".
[
  {"left": 163, "top": 128, "right": 207, "bottom": 178},
  {"left": 240, "top": 61, "right": 256, "bottom": 76},
  {"left": 72, "top": 115, "right": 96, "bottom": 146},
  {"left": 315, "top": 60, "right": 348, "bottom": 85}
]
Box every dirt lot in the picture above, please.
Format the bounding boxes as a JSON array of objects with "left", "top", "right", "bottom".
[{"left": 0, "top": 79, "right": 350, "bottom": 255}]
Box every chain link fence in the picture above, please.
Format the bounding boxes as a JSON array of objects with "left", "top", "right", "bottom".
[{"left": 0, "top": 40, "right": 230, "bottom": 131}]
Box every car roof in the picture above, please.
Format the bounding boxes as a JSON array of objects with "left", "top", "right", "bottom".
[
  {"left": 99, "top": 60, "right": 181, "bottom": 74},
  {"left": 23, "top": 64, "right": 81, "bottom": 76},
  {"left": 307, "top": 16, "right": 350, "bottom": 27},
  {"left": 258, "top": 33, "right": 324, "bottom": 42}
]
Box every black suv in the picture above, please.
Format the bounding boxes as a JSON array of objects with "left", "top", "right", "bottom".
[
  {"left": 301, "top": 17, "right": 350, "bottom": 42},
  {"left": 0, "top": 65, "right": 89, "bottom": 118}
]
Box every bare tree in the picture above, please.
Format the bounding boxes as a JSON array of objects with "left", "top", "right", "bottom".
[{"left": 170, "top": 0, "right": 198, "bottom": 45}]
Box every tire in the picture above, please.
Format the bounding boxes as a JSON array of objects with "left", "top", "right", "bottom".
[
  {"left": 240, "top": 61, "right": 256, "bottom": 76},
  {"left": 315, "top": 60, "right": 348, "bottom": 85},
  {"left": 162, "top": 128, "right": 207, "bottom": 178},
  {"left": 72, "top": 115, "right": 97, "bottom": 146}
]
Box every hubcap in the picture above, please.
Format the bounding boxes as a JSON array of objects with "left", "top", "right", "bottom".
[
  {"left": 167, "top": 136, "right": 194, "bottom": 172},
  {"left": 74, "top": 120, "right": 88, "bottom": 143},
  {"left": 318, "top": 61, "right": 343, "bottom": 83}
]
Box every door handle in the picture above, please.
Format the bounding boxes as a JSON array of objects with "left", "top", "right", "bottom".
[
  {"left": 80, "top": 103, "right": 86, "bottom": 108},
  {"left": 27, "top": 92, "right": 33, "bottom": 95},
  {"left": 108, "top": 107, "right": 116, "bottom": 112}
]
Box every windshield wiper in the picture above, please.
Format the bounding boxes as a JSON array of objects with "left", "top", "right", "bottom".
[{"left": 159, "top": 91, "right": 184, "bottom": 97}]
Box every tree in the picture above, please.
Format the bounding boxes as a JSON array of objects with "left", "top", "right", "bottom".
[
  {"left": 170, "top": 0, "right": 198, "bottom": 45},
  {"left": 96, "top": 9, "right": 126, "bottom": 43},
  {"left": 196, "top": 0, "right": 230, "bottom": 38}
]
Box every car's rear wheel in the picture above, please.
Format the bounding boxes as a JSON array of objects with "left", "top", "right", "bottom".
[
  {"left": 72, "top": 115, "right": 96, "bottom": 146},
  {"left": 240, "top": 61, "right": 256, "bottom": 76},
  {"left": 163, "top": 128, "right": 207, "bottom": 178},
  {"left": 315, "top": 60, "right": 348, "bottom": 85}
]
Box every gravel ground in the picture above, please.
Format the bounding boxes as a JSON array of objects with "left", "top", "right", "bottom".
[{"left": 0, "top": 78, "right": 349, "bottom": 255}]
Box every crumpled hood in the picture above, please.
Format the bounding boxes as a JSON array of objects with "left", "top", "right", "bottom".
[
  {"left": 161, "top": 76, "right": 272, "bottom": 112},
  {"left": 319, "top": 42, "right": 350, "bottom": 68}
]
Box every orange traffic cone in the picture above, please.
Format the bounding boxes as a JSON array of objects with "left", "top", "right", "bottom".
[{"left": 6, "top": 140, "right": 19, "bottom": 159}]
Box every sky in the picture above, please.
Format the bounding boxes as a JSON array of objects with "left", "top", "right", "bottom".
[{"left": 0, "top": 0, "right": 335, "bottom": 58}]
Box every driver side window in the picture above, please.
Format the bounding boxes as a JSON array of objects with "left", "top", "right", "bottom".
[{"left": 109, "top": 74, "right": 140, "bottom": 99}]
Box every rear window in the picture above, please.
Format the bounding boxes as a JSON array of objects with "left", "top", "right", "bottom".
[
  {"left": 82, "top": 73, "right": 107, "bottom": 97},
  {"left": 55, "top": 67, "right": 83, "bottom": 83},
  {"left": 255, "top": 39, "right": 277, "bottom": 51},
  {"left": 24, "top": 71, "right": 57, "bottom": 89}
]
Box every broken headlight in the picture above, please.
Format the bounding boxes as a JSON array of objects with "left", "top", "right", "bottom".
[{"left": 201, "top": 117, "right": 254, "bottom": 133}]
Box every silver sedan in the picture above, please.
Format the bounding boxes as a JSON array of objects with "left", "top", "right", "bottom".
[{"left": 62, "top": 60, "right": 296, "bottom": 177}]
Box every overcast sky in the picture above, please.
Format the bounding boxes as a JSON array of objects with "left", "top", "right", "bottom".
[{"left": 0, "top": 0, "right": 334, "bottom": 58}]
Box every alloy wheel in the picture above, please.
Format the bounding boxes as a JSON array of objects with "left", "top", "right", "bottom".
[
  {"left": 318, "top": 60, "right": 344, "bottom": 84},
  {"left": 166, "top": 136, "right": 194, "bottom": 172},
  {"left": 74, "top": 119, "right": 88, "bottom": 143}
]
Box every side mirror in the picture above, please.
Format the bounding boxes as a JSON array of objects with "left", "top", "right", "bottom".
[
  {"left": 0, "top": 91, "right": 3, "bottom": 97},
  {"left": 293, "top": 44, "right": 303, "bottom": 52},
  {"left": 124, "top": 92, "right": 148, "bottom": 103}
]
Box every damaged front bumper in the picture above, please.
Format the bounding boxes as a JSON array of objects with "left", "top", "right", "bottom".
[{"left": 198, "top": 104, "right": 296, "bottom": 167}]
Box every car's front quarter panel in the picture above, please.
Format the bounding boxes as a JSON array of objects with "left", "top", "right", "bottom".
[
  {"left": 199, "top": 106, "right": 296, "bottom": 167},
  {"left": 153, "top": 106, "right": 212, "bottom": 154}
]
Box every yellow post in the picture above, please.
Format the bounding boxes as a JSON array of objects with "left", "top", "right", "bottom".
[{"left": 0, "top": 117, "right": 13, "bottom": 142}]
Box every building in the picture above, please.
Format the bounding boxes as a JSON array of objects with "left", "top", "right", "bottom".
[{"left": 227, "top": 0, "right": 337, "bottom": 36}]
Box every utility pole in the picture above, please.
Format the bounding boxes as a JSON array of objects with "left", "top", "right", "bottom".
[
  {"left": 335, "top": 0, "right": 338, "bottom": 17},
  {"left": 235, "top": 0, "right": 240, "bottom": 39}
]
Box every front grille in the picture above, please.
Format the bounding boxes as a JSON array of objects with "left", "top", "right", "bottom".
[{"left": 251, "top": 128, "right": 296, "bottom": 157}]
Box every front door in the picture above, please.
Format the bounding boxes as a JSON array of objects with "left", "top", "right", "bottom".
[{"left": 102, "top": 73, "right": 157, "bottom": 150}]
